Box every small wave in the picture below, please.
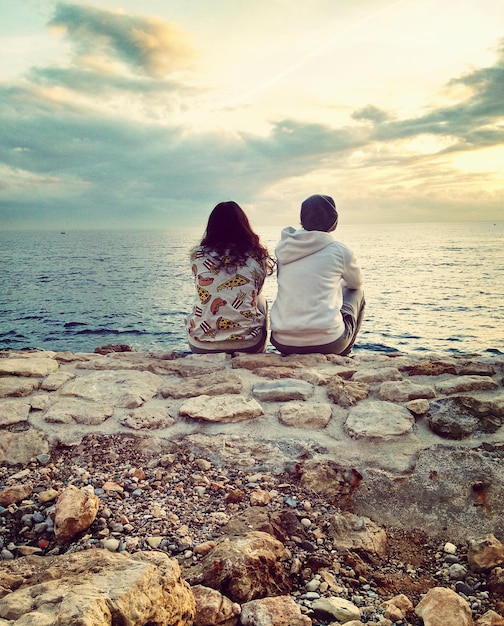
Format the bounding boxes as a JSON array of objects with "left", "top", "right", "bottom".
[
  {"left": 74, "top": 328, "right": 145, "bottom": 336},
  {"left": 0, "top": 330, "right": 28, "bottom": 339},
  {"left": 20, "top": 314, "right": 46, "bottom": 321},
  {"left": 74, "top": 328, "right": 120, "bottom": 335},
  {"left": 356, "top": 341, "right": 402, "bottom": 353},
  {"left": 64, "top": 321, "right": 88, "bottom": 328}
]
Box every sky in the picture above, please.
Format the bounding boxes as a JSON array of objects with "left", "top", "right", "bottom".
[{"left": 0, "top": 0, "right": 503, "bottom": 230}]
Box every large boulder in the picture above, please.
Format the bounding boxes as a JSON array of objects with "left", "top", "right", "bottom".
[
  {"left": 327, "top": 512, "right": 387, "bottom": 558},
  {"left": 427, "top": 396, "right": 503, "bottom": 439},
  {"left": 415, "top": 586, "right": 473, "bottom": 626},
  {"left": 0, "top": 549, "right": 194, "bottom": 625},
  {"left": 191, "top": 585, "right": 240, "bottom": 626},
  {"left": 183, "top": 531, "right": 291, "bottom": 603},
  {"left": 467, "top": 534, "right": 504, "bottom": 572}
]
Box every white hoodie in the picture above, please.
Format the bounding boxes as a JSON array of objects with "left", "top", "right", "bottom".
[{"left": 270, "top": 227, "right": 363, "bottom": 346}]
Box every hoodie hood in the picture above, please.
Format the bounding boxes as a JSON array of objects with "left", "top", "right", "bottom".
[{"left": 275, "top": 226, "right": 335, "bottom": 264}]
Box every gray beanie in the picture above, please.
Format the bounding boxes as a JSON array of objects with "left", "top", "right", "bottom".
[{"left": 300, "top": 194, "right": 338, "bottom": 231}]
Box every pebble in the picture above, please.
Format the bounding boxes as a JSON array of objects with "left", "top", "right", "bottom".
[
  {"left": 444, "top": 554, "right": 460, "bottom": 564},
  {"left": 147, "top": 536, "right": 163, "bottom": 549},
  {"left": 304, "top": 592, "right": 321, "bottom": 600},
  {"left": 300, "top": 540, "right": 317, "bottom": 552},
  {"left": 1, "top": 549, "right": 15, "bottom": 560},
  {"left": 455, "top": 581, "right": 474, "bottom": 596},
  {"left": 103, "top": 538, "right": 120, "bottom": 552},
  {"left": 195, "top": 459, "right": 212, "bottom": 471},
  {"left": 306, "top": 579, "right": 321, "bottom": 592},
  {"left": 448, "top": 563, "right": 468, "bottom": 580}
]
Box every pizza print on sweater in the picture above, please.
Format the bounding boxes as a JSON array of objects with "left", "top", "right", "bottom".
[
  {"left": 186, "top": 247, "right": 268, "bottom": 345},
  {"left": 217, "top": 317, "right": 240, "bottom": 330},
  {"left": 217, "top": 274, "right": 250, "bottom": 291},
  {"left": 197, "top": 285, "right": 211, "bottom": 304}
]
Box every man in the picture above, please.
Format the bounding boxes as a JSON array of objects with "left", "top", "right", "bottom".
[{"left": 270, "top": 194, "right": 365, "bottom": 355}]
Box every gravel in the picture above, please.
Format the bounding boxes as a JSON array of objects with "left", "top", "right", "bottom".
[{"left": 1, "top": 433, "right": 503, "bottom": 625}]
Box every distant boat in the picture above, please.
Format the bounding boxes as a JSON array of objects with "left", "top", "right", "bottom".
[{"left": 60, "top": 231, "right": 66, "bottom": 234}]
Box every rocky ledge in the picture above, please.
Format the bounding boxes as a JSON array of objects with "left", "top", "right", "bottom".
[{"left": 0, "top": 347, "right": 503, "bottom": 626}]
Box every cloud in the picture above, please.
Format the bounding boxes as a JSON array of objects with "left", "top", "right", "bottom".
[
  {"left": 28, "top": 65, "right": 188, "bottom": 96},
  {"left": 352, "top": 105, "right": 391, "bottom": 124},
  {"left": 48, "top": 3, "right": 196, "bottom": 77},
  {"left": 0, "top": 7, "right": 503, "bottom": 229},
  {"left": 370, "top": 40, "right": 504, "bottom": 152}
]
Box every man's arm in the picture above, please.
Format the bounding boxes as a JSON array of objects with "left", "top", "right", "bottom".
[{"left": 342, "top": 246, "right": 363, "bottom": 289}]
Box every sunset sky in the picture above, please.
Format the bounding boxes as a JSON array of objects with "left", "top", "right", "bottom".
[{"left": 1, "top": 0, "right": 503, "bottom": 230}]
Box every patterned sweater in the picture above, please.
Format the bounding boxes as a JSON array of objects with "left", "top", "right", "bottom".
[{"left": 186, "top": 246, "right": 268, "bottom": 346}]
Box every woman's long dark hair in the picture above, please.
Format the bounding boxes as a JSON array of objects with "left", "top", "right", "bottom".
[{"left": 199, "top": 201, "right": 274, "bottom": 274}]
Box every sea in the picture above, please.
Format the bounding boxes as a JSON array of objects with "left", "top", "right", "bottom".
[{"left": 1, "top": 221, "right": 503, "bottom": 356}]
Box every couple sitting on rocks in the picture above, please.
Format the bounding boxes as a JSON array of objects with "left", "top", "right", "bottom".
[{"left": 186, "top": 195, "right": 365, "bottom": 356}]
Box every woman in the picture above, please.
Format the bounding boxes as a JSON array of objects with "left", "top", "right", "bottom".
[{"left": 186, "top": 201, "right": 274, "bottom": 354}]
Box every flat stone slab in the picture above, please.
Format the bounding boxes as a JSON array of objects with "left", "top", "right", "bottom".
[
  {"left": 345, "top": 400, "right": 415, "bottom": 440},
  {"left": 0, "top": 376, "right": 40, "bottom": 398},
  {"left": 0, "top": 399, "right": 31, "bottom": 426},
  {"left": 253, "top": 380, "right": 314, "bottom": 402},
  {"left": 43, "top": 397, "right": 114, "bottom": 425},
  {"left": 179, "top": 395, "right": 264, "bottom": 423},
  {"left": 148, "top": 353, "right": 230, "bottom": 377},
  {"left": 378, "top": 380, "right": 436, "bottom": 402},
  {"left": 41, "top": 371, "right": 76, "bottom": 391},
  {"left": 352, "top": 367, "right": 403, "bottom": 384},
  {"left": 232, "top": 353, "right": 328, "bottom": 371},
  {"left": 435, "top": 375, "right": 498, "bottom": 395},
  {"left": 0, "top": 357, "right": 58, "bottom": 377},
  {"left": 183, "top": 433, "right": 289, "bottom": 468},
  {"left": 60, "top": 370, "right": 162, "bottom": 408},
  {"left": 161, "top": 370, "right": 243, "bottom": 398},
  {"left": 278, "top": 402, "right": 332, "bottom": 429},
  {"left": 117, "top": 402, "right": 176, "bottom": 430}
]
